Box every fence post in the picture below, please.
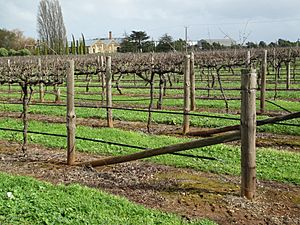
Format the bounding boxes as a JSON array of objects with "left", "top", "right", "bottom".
[
  {"left": 286, "top": 49, "right": 291, "bottom": 89},
  {"left": 101, "top": 55, "right": 106, "bottom": 106},
  {"left": 183, "top": 55, "right": 191, "bottom": 135},
  {"left": 241, "top": 68, "right": 257, "bottom": 200},
  {"left": 7, "top": 59, "right": 11, "bottom": 93},
  {"left": 106, "top": 56, "right": 113, "bottom": 128},
  {"left": 38, "top": 58, "right": 45, "bottom": 102},
  {"left": 286, "top": 61, "right": 290, "bottom": 90},
  {"left": 260, "top": 50, "right": 267, "bottom": 114},
  {"left": 54, "top": 84, "right": 61, "bottom": 103},
  {"left": 66, "top": 60, "right": 76, "bottom": 165},
  {"left": 157, "top": 74, "right": 164, "bottom": 109},
  {"left": 286, "top": 49, "right": 290, "bottom": 89},
  {"left": 247, "top": 51, "right": 251, "bottom": 67},
  {"left": 190, "top": 52, "right": 196, "bottom": 111}
]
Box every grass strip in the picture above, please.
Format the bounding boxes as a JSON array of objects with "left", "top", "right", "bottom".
[
  {"left": 0, "top": 172, "right": 215, "bottom": 225},
  {"left": 0, "top": 118, "right": 299, "bottom": 185},
  {"left": 0, "top": 103, "right": 299, "bottom": 135}
]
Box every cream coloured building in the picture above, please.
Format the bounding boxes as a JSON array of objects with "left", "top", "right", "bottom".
[{"left": 86, "top": 32, "right": 122, "bottom": 54}]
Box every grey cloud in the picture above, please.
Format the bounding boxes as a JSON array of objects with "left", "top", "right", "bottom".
[{"left": 0, "top": 0, "right": 299, "bottom": 42}]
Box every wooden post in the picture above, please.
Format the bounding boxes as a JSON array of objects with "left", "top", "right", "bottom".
[
  {"left": 38, "top": 58, "right": 45, "bottom": 102},
  {"left": 247, "top": 51, "right": 251, "bottom": 67},
  {"left": 260, "top": 50, "right": 267, "bottom": 114},
  {"left": 286, "top": 49, "right": 291, "bottom": 90},
  {"left": 101, "top": 56, "right": 105, "bottom": 106},
  {"left": 183, "top": 55, "right": 191, "bottom": 134},
  {"left": 241, "top": 68, "right": 257, "bottom": 200},
  {"left": 21, "top": 83, "right": 29, "bottom": 154},
  {"left": 106, "top": 56, "right": 113, "bottom": 128},
  {"left": 66, "top": 60, "right": 76, "bottom": 165},
  {"left": 273, "top": 48, "right": 276, "bottom": 72},
  {"left": 190, "top": 52, "right": 196, "bottom": 111},
  {"left": 157, "top": 74, "right": 164, "bottom": 109},
  {"left": 7, "top": 59, "right": 11, "bottom": 93},
  {"left": 54, "top": 84, "right": 61, "bottom": 102},
  {"left": 286, "top": 61, "right": 290, "bottom": 89},
  {"left": 97, "top": 55, "right": 105, "bottom": 106}
]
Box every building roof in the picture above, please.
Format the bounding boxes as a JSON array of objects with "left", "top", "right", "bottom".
[
  {"left": 68, "top": 38, "right": 123, "bottom": 47},
  {"left": 86, "top": 38, "right": 123, "bottom": 47},
  {"left": 85, "top": 39, "right": 98, "bottom": 46}
]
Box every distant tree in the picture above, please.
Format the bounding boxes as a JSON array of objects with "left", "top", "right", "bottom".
[
  {"left": 129, "top": 31, "right": 150, "bottom": 52},
  {"left": 0, "top": 28, "right": 35, "bottom": 51},
  {"left": 268, "top": 42, "right": 277, "bottom": 47},
  {"left": 246, "top": 42, "right": 258, "bottom": 48},
  {"left": 17, "top": 49, "right": 32, "bottom": 56},
  {"left": 119, "top": 31, "right": 150, "bottom": 52},
  {"left": 142, "top": 40, "right": 155, "bottom": 52},
  {"left": 212, "top": 42, "right": 225, "bottom": 50},
  {"left": 37, "top": 0, "right": 67, "bottom": 54},
  {"left": 258, "top": 41, "right": 267, "bottom": 48},
  {"left": 8, "top": 49, "right": 17, "bottom": 56},
  {"left": 173, "top": 39, "right": 186, "bottom": 51},
  {"left": 230, "top": 43, "right": 242, "bottom": 49},
  {"left": 200, "top": 40, "right": 212, "bottom": 50},
  {"left": 119, "top": 36, "right": 135, "bottom": 52},
  {"left": 0, "top": 29, "right": 16, "bottom": 49},
  {"left": 65, "top": 41, "right": 69, "bottom": 55},
  {"left": 0, "top": 48, "right": 8, "bottom": 57},
  {"left": 81, "top": 33, "right": 86, "bottom": 54},
  {"left": 156, "top": 34, "right": 174, "bottom": 52},
  {"left": 277, "top": 39, "right": 295, "bottom": 47}
]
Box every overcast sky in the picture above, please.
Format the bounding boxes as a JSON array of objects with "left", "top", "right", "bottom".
[{"left": 1, "top": 0, "right": 300, "bottom": 43}]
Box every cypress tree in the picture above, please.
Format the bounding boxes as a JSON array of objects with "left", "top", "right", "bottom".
[{"left": 82, "top": 33, "right": 86, "bottom": 54}]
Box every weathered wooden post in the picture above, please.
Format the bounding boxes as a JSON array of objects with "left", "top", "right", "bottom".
[
  {"left": 286, "top": 50, "right": 291, "bottom": 90},
  {"left": 38, "top": 58, "right": 45, "bottom": 102},
  {"left": 7, "top": 59, "right": 11, "bottom": 93},
  {"left": 260, "top": 50, "right": 267, "bottom": 114},
  {"left": 273, "top": 48, "right": 276, "bottom": 72},
  {"left": 190, "top": 52, "right": 196, "bottom": 111},
  {"left": 106, "top": 56, "right": 113, "bottom": 128},
  {"left": 286, "top": 61, "right": 291, "bottom": 90},
  {"left": 183, "top": 55, "right": 191, "bottom": 135},
  {"left": 241, "top": 68, "right": 257, "bottom": 200},
  {"left": 97, "top": 55, "right": 106, "bottom": 105},
  {"left": 101, "top": 56, "right": 106, "bottom": 106},
  {"left": 157, "top": 74, "right": 164, "bottom": 110},
  {"left": 66, "top": 60, "right": 76, "bottom": 165},
  {"left": 246, "top": 50, "right": 251, "bottom": 67},
  {"left": 54, "top": 84, "right": 61, "bottom": 102}
]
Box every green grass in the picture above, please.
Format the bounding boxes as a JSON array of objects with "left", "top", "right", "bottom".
[
  {"left": 0, "top": 102, "right": 299, "bottom": 135},
  {"left": 1, "top": 88, "right": 300, "bottom": 112},
  {"left": 0, "top": 172, "right": 214, "bottom": 225},
  {"left": 1, "top": 77, "right": 300, "bottom": 103},
  {"left": 0, "top": 118, "right": 300, "bottom": 185}
]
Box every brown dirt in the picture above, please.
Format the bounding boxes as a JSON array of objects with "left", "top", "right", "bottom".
[{"left": 0, "top": 140, "right": 299, "bottom": 225}]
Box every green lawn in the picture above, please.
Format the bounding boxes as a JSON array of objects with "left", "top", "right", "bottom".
[
  {"left": 0, "top": 103, "right": 299, "bottom": 135},
  {"left": 0, "top": 172, "right": 214, "bottom": 225}
]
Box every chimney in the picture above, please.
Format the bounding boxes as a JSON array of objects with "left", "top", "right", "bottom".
[{"left": 109, "top": 31, "right": 112, "bottom": 40}]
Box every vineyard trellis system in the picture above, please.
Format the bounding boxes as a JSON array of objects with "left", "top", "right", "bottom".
[{"left": 0, "top": 47, "right": 300, "bottom": 200}]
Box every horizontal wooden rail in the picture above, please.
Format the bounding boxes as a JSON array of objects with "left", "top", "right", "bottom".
[{"left": 79, "top": 131, "right": 241, "bottom": 167}]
